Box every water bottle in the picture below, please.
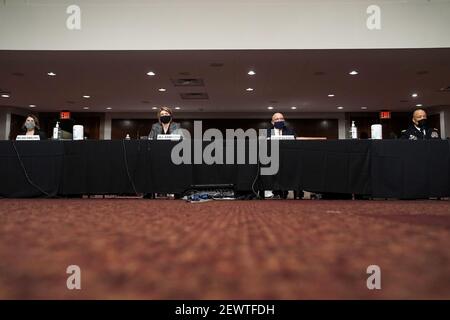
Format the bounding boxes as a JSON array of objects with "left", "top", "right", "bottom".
[{"left": 350, "top": 121, "right": 358, "bottom": 139}]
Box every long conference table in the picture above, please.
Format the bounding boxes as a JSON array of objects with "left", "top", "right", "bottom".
[{"left": 0, "top": 140, "right": 449, "bottom": 199}]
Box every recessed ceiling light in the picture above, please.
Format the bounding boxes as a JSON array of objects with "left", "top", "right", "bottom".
[
  {"left": 175, "top": 107, "right": 181, "bottom": 110},
  {"left": 83, "top": 107, "right": 89, "bottom": 110},
  {"left": 106, "top": 107, "right": 112, "bottom": 110},
  {"left": 29, "top": 104, "right": 36, "bottom": 108},
  {"left": 349, "top": 70, "right": 359, "bottom": 75},
  {"left": 248, "top": 70, "right": 256, "bottom": 76},
  {"left": 267, "top": 106, "right": 274, "bottom": 110},
  {"left": 82, "top": 95, "right": 90, "bottom": 99},
  {"left": 337, "top": 106, "right": 344, "bottom": 110},
  {"left": 158, "top": 88, "right": 166, "bottom": 92},
  {"left": 1, "top": 93, "right": 10, "bottom": 98},
  {"left": 361, "top": 106, "right": 367, "bottom": 110},
  {"left": 210, "top": 62, "right": 224, "bottom": 67},
  {"left": 47, "top": 72, "right": 56, "bottom": 76},
  {"left": 411, "top": 93, "right": 418, "bottom": 98},
  {"left": 246, "top": 88, "right": 254, "bottom": 92},
  {"left": 146, "top": 71, "right": 156, "bottom": 76},
  {"left": 416, "top": 104, "right": 423, "bottom": 107},
  {"left": 291, "top": 106, "right": 297, "bottom": 110},
  {"left": 152, "top": 107, "right": 157, "bottom": 110},
  {"left": 328, "top": 94, "right": 335, "bottom": 97}
]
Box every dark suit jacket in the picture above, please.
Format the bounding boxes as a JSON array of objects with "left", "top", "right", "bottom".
[
  {"left": 19, "top": 129, "right": 47, "bottom": 140},
  {"left": 266, "top": 126, "right": 297, "bottom": 138},
  {"left": 148, "top": 122, "right": 181, "bottom": 139}
]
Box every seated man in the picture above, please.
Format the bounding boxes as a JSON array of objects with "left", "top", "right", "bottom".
[
  {"left": 266, "top": 112, "right": 297, "bottom": 199},
  {"left": 400, "top": 108, "right": 440, "bottom": 140},
  {"left": 267, "top": 112, "right": 297, "bottom": 138}
]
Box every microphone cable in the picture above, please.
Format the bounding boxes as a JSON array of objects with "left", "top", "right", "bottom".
[
  {"left": 121, "top": 139, "right": 139, "bottom": 196},
  {"left": 11, "top": 141, "right": 53, "bottom": 198}
]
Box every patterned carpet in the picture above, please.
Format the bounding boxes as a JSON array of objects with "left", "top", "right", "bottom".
[{"left": 0, "top": 199, "right": 449, "bottom": 299}]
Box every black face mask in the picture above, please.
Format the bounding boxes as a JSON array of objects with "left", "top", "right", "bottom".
[
  {"left": 273, "top": 121, "right": 285, "bottom": 129},
  {"left": 160, "top": 115, "right": 172, "bottom": 124},
  {"left": 417, "top": 119, "right": 427, "bottom": 128}
]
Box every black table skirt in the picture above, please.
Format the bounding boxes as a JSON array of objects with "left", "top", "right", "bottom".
[
  {"left": 370, "top": 140, "right": 450, "bottom": 198},
  {"left": 0, "top": 141, "right": 64, "bottom": 197},
  {"left": 258, "top": 140, "right": 372, "bottom": 195},
  {"left": 0, "top": 140, "right": 448, "bottom": 198}
]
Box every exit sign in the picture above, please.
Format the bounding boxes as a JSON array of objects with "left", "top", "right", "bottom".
[
  {"left": 380, "top": 111, "right": 391, "bottom": 119},
  {"left": 60, "top": 111, "right": 71, "bottom": 120}
]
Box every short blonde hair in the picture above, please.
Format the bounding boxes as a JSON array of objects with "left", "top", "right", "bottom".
[{"left": 157, "top": 106, "right": 173, "bottom": 118}]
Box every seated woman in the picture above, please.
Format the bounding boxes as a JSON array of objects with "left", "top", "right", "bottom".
[
  {"left": 19, "top": 114, "right": 46, "bottom": 140},
  {"left": 148, "top": 106, "right": 182, "bottom": 139}
]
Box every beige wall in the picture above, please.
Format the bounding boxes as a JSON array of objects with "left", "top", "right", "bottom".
[
  {"left": 441, "top": 110, "right": 450, "bottom": 139},
  {"left": 1, "top": 0, "right": 450, "bottom": 50},
  {"left": 0, "top": 111, "right": 10, "bottom": 140}
]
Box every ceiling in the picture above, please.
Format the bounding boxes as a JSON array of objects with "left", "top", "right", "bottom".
[{"left": 0, "top": 49, "right": 450, "bottom": 114}]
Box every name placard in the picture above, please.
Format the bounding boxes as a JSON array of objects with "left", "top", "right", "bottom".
[
  {"left": 16, "top": 135, "right": 40, "bottom": 141},
  {"left": 157, "top": 134, "right": 182, "bottom": 141},
  {"left": 269, "top": 135, "right": 295, "bottom": 140}
]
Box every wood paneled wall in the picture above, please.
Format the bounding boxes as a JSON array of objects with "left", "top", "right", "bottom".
[{"left": 111, "top": 118, "right": 339, "bottom": 140}]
